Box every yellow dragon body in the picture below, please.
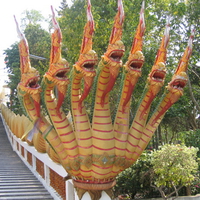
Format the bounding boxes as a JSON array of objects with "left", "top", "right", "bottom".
[
  {"left": 42, "top": 7, "right": 79, "bottom": 173},
  {"left": 15, "top": 16, "right": 69, "bottom": 167},
  {"left": 13, "top": 0, "right": 195, "bottom": 199}
]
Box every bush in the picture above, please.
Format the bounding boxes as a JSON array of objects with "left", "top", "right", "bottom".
[
  {"left": 114, "top": 144, "right": 199, "bottom": 199},
  {"left": 114, "top": 150, "right": 159, "bottom": 199},
  {"left": 151, "top": 144, "right": 199, "bottom": 199}
]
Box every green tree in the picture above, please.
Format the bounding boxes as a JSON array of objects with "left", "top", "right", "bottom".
[
  {"left": 3, "top": 43, "right": 21, "bottom": 113},
  {"left": 151, "top": 144, "right": 199, "bottom": 199},
  {"left": 24, "top": 23, "right": 51, "bottom": 74},
  {"left": 20, "top": 9, "right": 46, "bottom": 30}
]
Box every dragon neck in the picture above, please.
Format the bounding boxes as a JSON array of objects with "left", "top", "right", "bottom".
[
  {"left": 92, "top": 58, "right": 112, "bottom": 129},
  {"left": 70, "top": 68, "right": 93, "bottom": 158},
  {"left": 42, "top": 76, "right": 79, "bottom": 157}
]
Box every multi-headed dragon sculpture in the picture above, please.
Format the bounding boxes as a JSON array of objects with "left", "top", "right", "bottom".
[{"left": 15, "top": 0, "right": 194, "bottom": 199}]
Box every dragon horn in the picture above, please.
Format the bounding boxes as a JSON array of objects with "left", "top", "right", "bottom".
[
  {"left": 50, "top": 6, "right": 62, "bottom": 64},
  {"left": 109, "top": 0, "right": 125, "bottom": 44},
  {"left": 14, "top": 15, "right": 24, "bottom": 41},
  {"left": 130, "top": 1, "right": 145, "bottom": 54},
  {"left": 80, "top": 0, "right": 94, "bottom": 54},
  {"left": 14, "top": 15, "right": 31, "bottom": 74},
  {"left": 175, "top": 28, "right": 195, "bottom": 75},
  {"left": 154, "top": 17, "right": 170, "bottom": 65},
  {"left": 51, "top": 5, "right": 60, "bottom": 30}
]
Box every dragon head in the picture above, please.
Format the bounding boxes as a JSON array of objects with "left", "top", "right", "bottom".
[
  {"left": 103, "top": 0, "right": 125, "bottom": 66},
  {"left": 138, "top": 19, "right": 169, "bottom": 120},
  {"left": 104, "top": 41, "right": 125, "bottom": 64},
  {"left": 147, "top": 62, "right": 166, "bottom": 93},
  {"left": 124, "top": 1, "right": 146, "bottom": 80},
  {"left": 46, "top": 58, "right": 70, "bottom": 86},
  {"left": 100, "top": 0, "right": 125, "bottom": 106},
  {"left": 150, "top": 30, "right": 194, "bottom": 126},
  {"left": 14, "top": 16, "right": 41, "bottom": 118},
  {"left": 166, "top": 29, "right": 195, "bottom": 100},
  {"left": 74, "top": 50, "right": 98, "bottom": 78},
  {"left": 124, "top": 51, "right": 144, "bottom": 78},
  {"left": 73, "top": 0, "right": 98, "bottom": 113},
  {"left": 44, "top": 6, "right": 71, "bottom": 117},
  {"left": 20, "top": 67, "right": 40, "bottom": 90},
  {"left": 166, "top": 72, "right": 187, "bottom": 101},
  {"left": 147, "top": 19, "right": 170, "bottom": 94},
  {"left": 121, "top": 2, "right": 145, "bottom": 112}
]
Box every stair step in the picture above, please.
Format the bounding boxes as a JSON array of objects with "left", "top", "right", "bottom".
[
  {"left": 0, "top": 182, "right": 43, "bottom": 186},
  {"left": 0, "top": 179, "right": 41, "bottom": 183},
  {"left": 0, "top": 196, "right": 53, "bottom": 200},
  {"left": 0, "top": 117, "right": 54, "bottom": 199},
  {"left": 0, "top": 185, "right": 44, "bottom": 189},
  {"left": 0, "top": 174, "right": 36, "bottom": 178},
  {"left": 0, "top": 188, "right": 48, "bottom": 193},
  {"left": 0, "top": 177, "right": 36, "bottom": 180},
  {"left": 0, "top": 191, "right": 51, "bottom": 196}
]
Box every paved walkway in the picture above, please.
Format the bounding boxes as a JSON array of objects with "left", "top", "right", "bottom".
[{"left": 0, "top": 116, "right": 54, "bottom": 200}]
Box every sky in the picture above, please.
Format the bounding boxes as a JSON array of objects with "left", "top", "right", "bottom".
[{"left": 0, "top": 0, "right": 71, "bottom": 89}]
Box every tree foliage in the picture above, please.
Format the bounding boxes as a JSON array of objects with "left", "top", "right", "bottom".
[
  {"left": 114, "top": 151, "right": 159, "bottom": 199},
  {"left": 115, "top": 145, "right": 199, "bottom": 199},
  {"left": 4, "top": 43, "right": 22, "bottom": 113},
  {"left": 182, "top": 129, "right": 200, "bottom": 158},
  {"left": 24, "top": 23, "right": 51, "bottom": 74},
  {"left": 151, "top": 144, "right": 199, "bottom": 199},
  {"left": 21, "top": 10, "right": 45, "bottom": 29}
]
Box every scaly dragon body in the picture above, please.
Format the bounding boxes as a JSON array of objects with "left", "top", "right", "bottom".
[
  {"left": 15, "top": 16, "right": 70, "bottom": 168},
  {"left": 132, "top": 33, "right": 193, "bottom": 161},
  {"left": 91, "top": 0, "right": 125, "bottom": 181},
  {"left": 13, "top": 1, "right": 195, "bottom": 199},
  {"left": 126, "top": 20, "right": 170, "bottom": 160},
  {"left": 68, "top": 1, "right": 98, "bottom": 179},
  {"left": 42, "top": 7, "right": 79, "bottom": 172},
  {"left": 114, "top": 1, "right": 145, "bottom": 160}
]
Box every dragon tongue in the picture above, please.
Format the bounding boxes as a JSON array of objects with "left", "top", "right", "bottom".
[
  {"left": 57, "top": 90, "right": 64, "bottom": 109},
  {"left": 78, "top": 76, "right": 94, "bottom": 113},
  {"left": 122, "top": 81, "right": 135, "bottom": 113},
  {"left": 56, "top": 88, "right": 66, "bottom": 118},
  {"left": 101, "top": 73, "right": 116, "bottom": 107},
  {"left": 33, "top": 99, "right": 41, "bottom": 118}
]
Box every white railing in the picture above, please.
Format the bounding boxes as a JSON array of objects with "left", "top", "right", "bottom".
[{"left": 1, "top": 113, "right": 79, "bottom": 200}]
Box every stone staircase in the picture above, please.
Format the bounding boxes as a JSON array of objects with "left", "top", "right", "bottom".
[{"left": 0, "top": 117, "right": 54, "bottom": 200}]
